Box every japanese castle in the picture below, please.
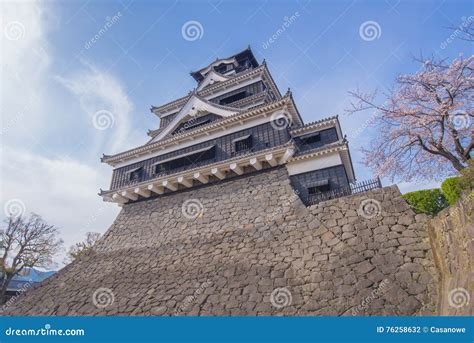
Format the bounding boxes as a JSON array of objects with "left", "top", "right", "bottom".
[{"left": 100, "top": 47, "right": 361, "bottom": 205}]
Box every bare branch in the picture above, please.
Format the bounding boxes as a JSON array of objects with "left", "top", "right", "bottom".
[
  {"left": 0, "top": 213, "right": 63, "bottom": 303},
  {"left": 347, "top": 56, "right": 473, "bottom": 181}
]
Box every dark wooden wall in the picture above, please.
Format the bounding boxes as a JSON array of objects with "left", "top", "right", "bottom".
[
  {"left": 110, "top": 122, "right": 290, "bottom": 190},
  {"left": 289, "top": 165, "right": 349, "bottom": 203},
  {"left": 293, "top": 127, "right": 339, "bottom": 153}
]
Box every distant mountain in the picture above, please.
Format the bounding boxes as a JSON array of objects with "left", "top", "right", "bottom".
[{"left": 7, "top": 268, "right": 57, "bottom": 292}]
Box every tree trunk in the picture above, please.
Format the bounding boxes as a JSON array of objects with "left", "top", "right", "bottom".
[
  {"left": 0, "top": 275, "right": 14, "bottom": 305},
  {"left": 449, "top": 157, "right": 466, "bottom": 172}
]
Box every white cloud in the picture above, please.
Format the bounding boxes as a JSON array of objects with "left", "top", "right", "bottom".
[
  {"left": 1, "top": 1, "right": 134, "bottom": 267},
  {"left": 0, "top": 145, "right": 120, "bottom": 266},
  {"left": 55, "top": 61, "right": 137, "bottom": 155},
  {"left": 0, "top": 0, "right": 56, "bottom": 143}
]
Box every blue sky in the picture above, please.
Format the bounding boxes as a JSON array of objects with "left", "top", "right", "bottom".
[{"left": 1, "top": 0, "right": 472, "bottom": 265}]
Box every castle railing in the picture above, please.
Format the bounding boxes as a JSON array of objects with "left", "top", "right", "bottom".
[{"left": 306, "top": 177, "right": 382, "bottom": 206}]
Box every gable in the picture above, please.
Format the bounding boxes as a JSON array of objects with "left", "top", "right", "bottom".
[
  {"left": 151, "top": 94, "right": 241, "bottom": 142},
  {"left": 171, "top": 113, "right": 221, "bottom": 135},
  {"left": 197, "top": 70, "right": 231, "bottom": 91},
  {"left": 197, "top": 57, "right": 237, "bottom": 77}
]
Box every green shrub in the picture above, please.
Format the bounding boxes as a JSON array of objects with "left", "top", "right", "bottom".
[
  {"left": 459, "top": 160, "right": 474, "bottom": 191},
  {"left": 441, "top": 177, "right": 462, "bottom": 205},
  {"left": 402, "top": 189, "right": 448, "bottom": 215}
]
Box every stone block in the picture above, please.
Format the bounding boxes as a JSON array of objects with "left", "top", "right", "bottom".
[
  {"left": 3, "top": 168, "right": 440, "bottom": 317},
  {"left": 355, "top": 260, "right": 375, "bottom": 275},
  {"left": 321, "top": 231, "right": 336, "bottom": 243}
]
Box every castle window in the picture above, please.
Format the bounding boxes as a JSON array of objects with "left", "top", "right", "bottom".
[
  {"left": 127, "top": 167, "right": 143, "bottom": 181},
  {"left": 301, "top": 133, "right": 321, "bottom": 145},
  {"left": 307, "top": 179, "right": 330, "bottom": 194},
  {"left": 219, "top": 91, "right": 247, "bottom": 105},
  {"left": 176, "top": 119, "right": 211, "bottom": 134},
  {"left": 215, "top": 63, "right": 233, "bottom": 74},
  {"left": 233, "top": 135, "right": 253, "bottom": 153},
  {"left": 154, "top": 145, "right": 216, "bottom": 174}
]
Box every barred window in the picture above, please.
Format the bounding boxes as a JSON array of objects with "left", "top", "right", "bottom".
[
  {"left": 220, "top": 91, "right": 247, "bottom": 105},
  {"left": 154, "top": 146, "right": 216, "bottom": 174},
  {"left": 234, "top": 135, "right": 253, "bottom": 153},
  {"left": 301, "top": 133, "right": 321, "bottom": 145},
  {"left": 307, "top": 179, "right": 330, "bottom": 194},
  {"left": 128, "top": 167, "right": 143, "bottom": 181}
]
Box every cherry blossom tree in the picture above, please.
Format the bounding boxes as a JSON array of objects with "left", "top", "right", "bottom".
[
  {"left": 448, "top": 19, "right": 474, "bottom": 42},
  {"left": 347, "top": 56, "right": 473, "bottom": 181}
]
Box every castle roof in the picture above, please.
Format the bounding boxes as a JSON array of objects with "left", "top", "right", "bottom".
[
  {"left": 102, "top": 92, "right": 304, "bottom": 166},
  {"left": 290, "top": 138, "right": 356, "bottom": 182},
  {"left": 150, "top": 63, "right": 279, "bottom": 118},
  {"left": 98, "top": 47, "right": 357, "bottom": 207},
  {"left": 150, "top": 93, "right": 244, "bottom": 142},
  {"left": 190, "top": 46, "right": 258, "bottom": 82}
]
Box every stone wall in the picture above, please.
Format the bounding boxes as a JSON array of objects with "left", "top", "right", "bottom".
[
  {"left": 3, "top": 167, "right": 438, "bottom": 316},
  {"left": 427, "top": 194, "right": 473, "bottom": 316}
]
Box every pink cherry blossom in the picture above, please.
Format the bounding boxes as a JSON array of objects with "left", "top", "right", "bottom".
[{"left": 347, "top": 56, "right": 473, "bottom": 182}]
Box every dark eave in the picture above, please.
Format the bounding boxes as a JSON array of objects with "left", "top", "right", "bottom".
[
  {"left": 289, "top": 115, "right": 339, "bottom": 135},
  {"left": 150, "top": 63, "right": 279, "bottom": 118},
  {"left": 102, "top": 94, "right": 300, "bottom": 166},
  {"left": 292, "top": 138, "right": 348, "bottom": 158},
  {"left": 285, "top": 90, "right": 304, "bottom": 129},
  {"left": 190, "top": 46, "right": 259, "bottom": 82}
]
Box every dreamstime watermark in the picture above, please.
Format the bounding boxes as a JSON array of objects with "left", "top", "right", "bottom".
[
  {"left": 4, "top": 21, "right": 26, "bottom": 41},
  {"left": 262, "top": 12, "right": 300, "bottom": 49},
  {"left": 348, "top": 111, "right": 382, "bottom": 140},
  {"left": 359, "top": 21, "right": 382, "bottom": 41},
  {"left": 5, "top": 324, "right": 85, "bottom": 337},
  {"left": 175, "top": 280, "right": 212, "bottom": 314},
  {"left": 440, "top": 16, "right": 474, "bottom": 49},
  {"left": 449, "top": 112, "right": 472, "bottom": 130},
  {"left": 181, "top": 199, "right": 204, "bottom": 220},
  {"left": 181, "top": 21, "right": 204, "bottom": 41},
  {"left": 172, "top": 107, "right": 201, "bottom": 136},
  {"left": 92, "top": 110, "right": 115, "bottom": 130},
  {"left": 84, "top": 12, "right": 123, "bottom": 50},
  {"left": 270, "top": 287, "right": 292, "bottom": 309},
  {"left": 357, "top": 198, "right": 382, "bottom": 219},
  {"left": 0, "top": 280, "right": 34, "bottom": 314},
  {"left": 281, "top": 188, "right": 301, "bottom": 208},
  {"left": 352, "top": 279, "right": 391, "bottom": 315},
  {"left": 448, "top": 287, "right": 470, "bottom": 309},
  {"left": 270, "top": 111, "right": 293, "bottom": 131},
  {"left": 3, "top": 198, "right": 26, "bottom": 219},
  {"left": 92, "top": 287, "right": 115, "bottom": 309}
]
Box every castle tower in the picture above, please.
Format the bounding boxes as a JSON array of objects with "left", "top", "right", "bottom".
[
  {"left": 100, "top": 47, "right": 356, "bottom": 205},
  {"left": 5, "top": 48, "right": 438, "bottom": 317}
]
